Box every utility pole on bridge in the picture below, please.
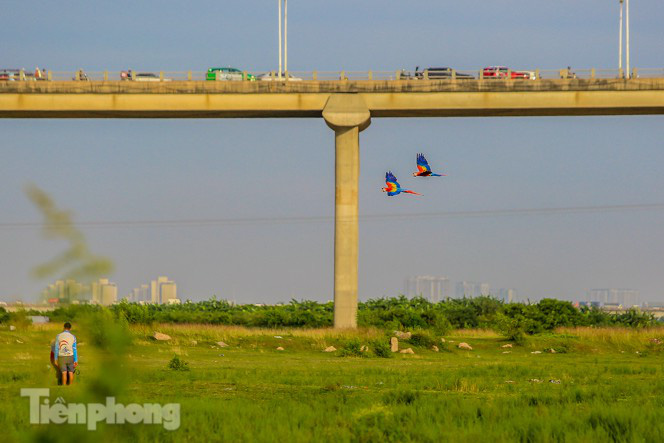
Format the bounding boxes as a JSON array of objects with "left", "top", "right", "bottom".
[{"left": 322, "top": 94, "right": 371, "bottom": 328}]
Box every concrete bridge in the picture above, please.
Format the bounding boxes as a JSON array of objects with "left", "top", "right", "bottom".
[{"left": 3, "top": 77, "right": 664, "bottom": 328}]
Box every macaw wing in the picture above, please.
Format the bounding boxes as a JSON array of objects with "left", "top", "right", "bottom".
[
  {"left": 417, "top": 153, "right": 431, "bottom": 172},
  {"left": 385, "top": 171, "right": 400, "bottom": 191}
]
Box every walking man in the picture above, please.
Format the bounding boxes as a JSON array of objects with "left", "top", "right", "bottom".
[{"left": 54, "top": 322, "right": 78, "bottom": 386}]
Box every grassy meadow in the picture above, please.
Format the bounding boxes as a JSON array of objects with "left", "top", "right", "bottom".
[{"left": 1, "top": 323, "right": 663, "bottom": 442}]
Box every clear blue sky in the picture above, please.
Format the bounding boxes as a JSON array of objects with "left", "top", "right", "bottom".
[{"left": 2, "top": 1, "right": 664, "bottom": 303}]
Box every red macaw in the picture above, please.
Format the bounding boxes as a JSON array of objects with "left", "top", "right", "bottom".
[
  {"left": 382, "top": 171, "right": 422, "bottom": 196},
  {"left": 413, "top": 153, "right": 446, "bottom": 177}
]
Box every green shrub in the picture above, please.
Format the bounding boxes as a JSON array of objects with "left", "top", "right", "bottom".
[
  {"left": 339, "top": 338, "right": 366, "bottom": 358},
  {"left": 494, "top": 312, "right": 526, "bottom": 344},
  {"left": 8, "top": 310, "right": 32, "bottom": 330},
  {"left": 168, "top": 355, "right": 190, "bottom": 371},
  {"left": 0, "top": 307, "right": 10, "bottom": 324},
  {"left": 408, "top": 330, "right": 437, "bottom": 348},
  {"left": 370, "top": 339, "right": 392, "bottom": 358}
]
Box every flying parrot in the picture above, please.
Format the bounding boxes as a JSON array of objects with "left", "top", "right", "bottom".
[
  {"left": 382, "top": 171, "right": 422, "bottom": 196},
  {"left": 413, "top": 153, "right": 446, "bottom": 177}
]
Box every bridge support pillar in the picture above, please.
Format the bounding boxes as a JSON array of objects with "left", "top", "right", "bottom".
[{"left": 323, "top": 94, "right": 371, "bottom": 329}]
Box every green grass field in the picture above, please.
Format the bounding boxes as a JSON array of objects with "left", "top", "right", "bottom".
[{"left": 1, "top": 323, "right": 663, "bottom": 442}]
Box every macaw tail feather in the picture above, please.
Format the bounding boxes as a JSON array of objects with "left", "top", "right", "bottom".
[
  {"left": 431, "top": 173, "right": 446, "bottom": 177},
  {"left": 402, "top": 190, "right": 422, "bottom": 196}
]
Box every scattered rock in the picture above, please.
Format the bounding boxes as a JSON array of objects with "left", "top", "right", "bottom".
[
  {"left": 505, "top": 380, "right": 515, "bottom": 384},
  {"left": 16, "top": 339, "right": 23, "bottom": 344},
  {"left": 502, "top": 351, "right": 511, "bottom": 354},
  {"left": 390, "top": 337, "right": 399, "bottom": 353},
  {"left": 216, "top": 341, "right": 229, "bottom": 348},
  {"left": 324, "top": 346, "right": 336, "bottom": 352},
  {"left": 400, "top": 348, "right": 415, "bottom": 354},
  {"left": 440, "top": 338, "right": 446, "bottom": 343},
  {"left": 394, "top": 331, "right": 412, "bottom": 340},
  {"left": 274, "top": 336, "right": 283, "bottom": 339},
  {"left": 529, "top": 379, "right": 542, "bottom": 383},
  {"left": 431, "top": 345, "right": 439, "bottom": 352},
  {"left": 152, "top": 332, "right": 171, "bottom": 341},
  {"left": 549, "top": 379, "right": 561, "bottom": 384},
  {"left": 9, "top": 325, "right": 16, "bottom": 331},
  {"left": 190, "top": 340, "right": 198, "bottom": 346},
  {"left": 276, "top": 346, "right": 284, "bottom": 351},
  {"left": 547, "top": 348, "right": 557, "bottom": 354},
  {"left": 458, "top": 342, "right": 473, "bottom": 351},
  {"left": 448, "top": 340, "right": 455, "bottom": 343},
  {"left": 360, "top": 345, "right": 369, "bottom": 352},
  {"left": 530, "top": 351, "right": 542, "bottom": 354},
  {"left": 501, "top": 344, "right": 513, "bottom": 348}
]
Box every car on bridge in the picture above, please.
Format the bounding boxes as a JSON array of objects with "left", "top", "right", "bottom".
[
  {"left": 0, "top": 69, "right": 20, "bottom": 81},
  {"left": 120, "top": 71, "right": 172, "bottom": 82},
  {"left": 414, "top": 67, "right": 475, "bottom": 80},
  {"left": 482, "top": 66, "right": 535, "bottom": 79},
  {"left": 257, "top": 72, "right": 303, "bottom": 82},
  {"left": 206, "top": 67, "right": 256, "bottom": 81}
]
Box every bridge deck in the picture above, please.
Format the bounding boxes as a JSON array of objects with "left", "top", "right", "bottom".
[{"left": 2, "top": 79, "right": 664, "bottom": 118}]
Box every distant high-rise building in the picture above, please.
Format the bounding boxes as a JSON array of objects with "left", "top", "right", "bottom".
[
  {"left": 150, "top": 280, "right": 159, "bottom": 304},
  {"left": 455, "top": 281, "right": 490, "bottom": 298},
  {"left": 160, "top": 281, "right": 178, "bottom": 304},
  {"left": 405, "top": 276, "right": 450, "bottom": 302},
  {"left": 130, "top": 276, "right": 179, "bottom": 305},
  {"left": 588, "top": 289, "right": 639, "bottom": 307},
  {"left": 101, "top": 283, "right": 118, "bottom": 306},
  {"left": 498, "top": 288, "right": 517, "bottom": 303}
]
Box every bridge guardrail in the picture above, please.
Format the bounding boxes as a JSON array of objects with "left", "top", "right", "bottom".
[{"left": 3, "top": 69, "right": 662, "bottom": 83}]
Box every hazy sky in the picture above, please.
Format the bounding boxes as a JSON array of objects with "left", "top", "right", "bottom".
[{"left": 2, "top": 1, "right": 664, "bottom": 303}]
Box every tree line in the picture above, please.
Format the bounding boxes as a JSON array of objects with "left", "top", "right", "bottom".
[{"left": 30, "top": 296, "right": 659, "bottom": 338}]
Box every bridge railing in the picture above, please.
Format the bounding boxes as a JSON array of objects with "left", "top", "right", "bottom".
[{"left": 4, "top": 69, "right": 662, "bottom": 82}]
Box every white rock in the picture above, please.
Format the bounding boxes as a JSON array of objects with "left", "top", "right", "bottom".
[
  {"left": 530, "top": 351, "right": 542, "bottom": 354},
  {"left": 152, "top": 332, "right": 171, "bottom": 341},
  {"left": 390, "top": 337, "right": 399, "bottom": 353},
  {"left": 458, "top": 342, "right": 473, "bottom": 351},
  {"left": 324, "top": 346, "right": 336, "bottom": 352},
  {"left": 276, "top": 346, "right": 284, "bottom": 351},
  {"left": 216, "top": 341, "right": 228, "bottom": 348},
  {"left": 431, "top": 345, "right": 439, "bottom": 352},
  {"left": 440, "top": 338, "right": 446, "bottom": 343},
  {"left": 502, "top": 351, "right": 511, "bottom": 354},
  {"left": 501, "top": 344, "right": 513, "bottom": 348},
  {"left": 360, "top": 345, "right": 369, "bottom": 352},
  {"left": 9, "top": 325, "right": 16, "bottom": 331},
  {"left": 190, "top": 340, "right": 198, "bottom": 346},
  {"left": 274, "top": 336, "right": 283, "bottom": 339},
  {"left": 399, "top": 348, "right": 415, "bottom": 354}
]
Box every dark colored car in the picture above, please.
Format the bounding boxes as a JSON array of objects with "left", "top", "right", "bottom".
[{"left": 415, "top": 67, "right": 475, "bottom": 80}]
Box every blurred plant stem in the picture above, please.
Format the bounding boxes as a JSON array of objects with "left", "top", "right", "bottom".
[{"left": 26, "top": 184, "right": 113, "bottom": 283}]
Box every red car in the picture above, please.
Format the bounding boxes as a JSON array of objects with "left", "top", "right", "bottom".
[{"left": 482, "top": 66, "right": 534, "bottom": 79}]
